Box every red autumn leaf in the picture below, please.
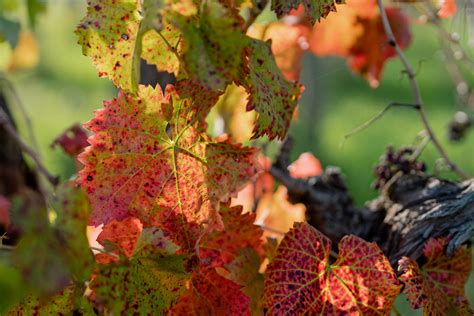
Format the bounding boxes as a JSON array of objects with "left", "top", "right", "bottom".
[
  {"left": 309, "top": 1, "right": 411, "bottom": 87},
  {"left": 349, "top": 7, "right": 412, "bottom": 87},
  {"left": 95, "top": 217, "right": 143, "bottom": 264},
  {"left": 169, "top": 267, "right": 250, "bottom": 316},
  {"left": 288, "top": 152, "right": 323, "bottom": 179},
  {"left": 398, "top": 237, "right": 472, "bottom": 315},
  {"left": 264, "top": 222, "right": 401, "bottom": 315},
  {"left": 51, "top": 124, "right": 89, "bottom": 157},
  {"left": 77, "top": 83, "right": 260, "bottom": 246},
  {"left": 438, "top": 0, "right": 456, "bottom": 18},
  {"left": 199, "top": 204, "right": 264, "bottom": 268}
]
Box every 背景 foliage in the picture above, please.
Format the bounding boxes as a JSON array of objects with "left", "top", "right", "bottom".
[{"left": 0, "top": 0, "right": 471, "bottom": 315}]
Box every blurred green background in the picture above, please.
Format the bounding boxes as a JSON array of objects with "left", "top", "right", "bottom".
[{"left": 1, "top": 2, "right": 473, "bottom": 314}]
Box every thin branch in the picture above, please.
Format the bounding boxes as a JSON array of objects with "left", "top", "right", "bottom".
[
  {"left": 343, "top": 102, "right": 419, "bottom": 140},
  {"left": 0, "top": 76, "right": 41, "bottom": 155},
  {"left": 377, "top": 0, "right": 470, "bottom": 180},
  {"left": 0, "top": 244, "right": 15, "bottom": 250},
  {"left": 0, "top": 106, "right": 59, "bottom": 186}
]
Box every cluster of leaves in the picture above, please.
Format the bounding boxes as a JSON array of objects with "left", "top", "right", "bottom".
[{"left": 0, "top": 0, "right": 471, "bottom": 315}]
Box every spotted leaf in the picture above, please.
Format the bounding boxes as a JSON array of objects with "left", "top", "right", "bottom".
[
  {"left": 264, "top": 222, "right": 401, "bottom": 315},
  {"left": 271, "top": 0, "right": 343, "bottom": 25},
  {"left": 170, "top": 0, "right": 247, "bottom": 90},
  {"left": 91, "top": 254, "right": 189, "bottom": 314},
  {"left": 242, "top": 39, "right": 302, "bottom": 140},
  {"left": 76, "top": 0, "right": 142, "bottom": 92},
  {"left": 169, "top": 267, "right": 250, "bottom": 315},
  {"left": 8, "top": 285, "right": 94, "bottom": 315},
  {"left": 78, "top": 83, "right": 260, "bottom": 251},
  {"left": 199, "top": 204, "right": 264, "bottom": 267},
  {"left": 398, "top": 237, "right": 472, "bottom": 316}
]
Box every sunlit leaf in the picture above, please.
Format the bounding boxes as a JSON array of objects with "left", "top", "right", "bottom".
[
  {"left": 78, "top": 84, "right": 260, "bottom": 251},
  {"left": 264, "top": 222, "right": 401, "bottom": 314},
  {"left": 170, "top": 0, "right": 247, "bottom": 90}
]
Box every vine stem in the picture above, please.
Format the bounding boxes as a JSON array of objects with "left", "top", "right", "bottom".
[
  {"left": 0, "top": 106, "right": 59, "bottom": 186},
  {"left": 377, "top": 0, "right": 470, "bottom": 180},
  {"left": 0, "top": 76, "right": 41, "bottom": 155}
]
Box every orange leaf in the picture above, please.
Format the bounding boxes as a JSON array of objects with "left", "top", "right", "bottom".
[
  {"left": 199, "top": 204, "right": 264, "bottom": 268},
  {"left": 309, "top": 1, "right": 411, "bottom": 87},
  {"left": 438, "top": 0, "right": 456, "bottom": 18},
  {"left": 288, "top": 152, "right": 323, "bottom": 178}
]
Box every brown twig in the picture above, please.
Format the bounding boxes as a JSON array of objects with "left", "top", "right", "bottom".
[
  {"left": 377, "top": 0, "right": 470, "bottom": 180},
  {"left": 0, "top": 106, "right": 59, "bottom": 186},
  {"left": 0, "top": 76, "right": 41, "bottom": 155}
]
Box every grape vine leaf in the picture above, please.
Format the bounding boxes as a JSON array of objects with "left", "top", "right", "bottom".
[
  {"left": 264, "top": 222, "right": 401, "bottom": 315},
  {"left": 8, "top": 286, "right": 95, "bottom": 315},
  {"left": 95, "top": 217, "right": 181, "bottom": 263},
  {"left": 347, "top": 7, "right": 411, "bottom": 87},
  {"left": 51, "top": 124, "right": 89, "bottom": 157},
  {"left": 224, "top": 247, "right": 265, "bottom": 315},
  {"left": 271, "top": 0, "right": 343, "bottom": 25},
  {"left": 170, "top": 0, "right": 247, "bottom": 90},
  {"left": 12, "top": 184, "right": 94, "bottom": 296},
  {"left": 76, "top": 0, "right": 142, "bottom": 92},
  {"left": 308, "top": 1, "right": 410, "bottom": 87},
  {"left": 242, "top": 39, "right": 302, "bottom": 140},
  {"left": 398, "top": 237, "right": 472, "bottom": 315},
  {"left": 78, "top": 84, "right": 260, "bottom": 247},
  {"left": 95, "top": 217, "right": 143, "bottom": 263},
  {"left": 199, "top": 204, "right": 264, "bottom": 267},
  {"left": 76, "top": 0, "right": 183, "bottom": 92},
  {"left": 169, "top": 267, "right": 251, "bottom": 315},
  {"left": 91, "top": 223, "right": 189, "bottom": 314},
  {"left": 91, "top": 254, "right": 189, "bottom": 314}
]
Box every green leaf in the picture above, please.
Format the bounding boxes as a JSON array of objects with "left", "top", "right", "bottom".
[
  {"left": 271, "top": 0, "right": 342, "bottom": 25},
  {"left": 242, "top": 39, "right": 301, "bottom": 140},
  {"left": 92, "top": 255, "right": 189, "bottom": 314},
  {"left": 11, "top": 184, "right": 94, "bottom": 297},
  {"left": 0, "top": 263, "right": 22, "bottom": 313},
  {"left": 8, "top": 285, "right": 95, "bottom": 315},
  {"left": 0, "top": 16, "right": 20, "bottom": 48},
  {"left": 170, "top": 0, "right": 247, "bottom": 90}
]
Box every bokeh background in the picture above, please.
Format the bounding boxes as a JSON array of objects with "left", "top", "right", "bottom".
[{"left": 1, "top": 1, "right": 473, "bottom": 314}]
